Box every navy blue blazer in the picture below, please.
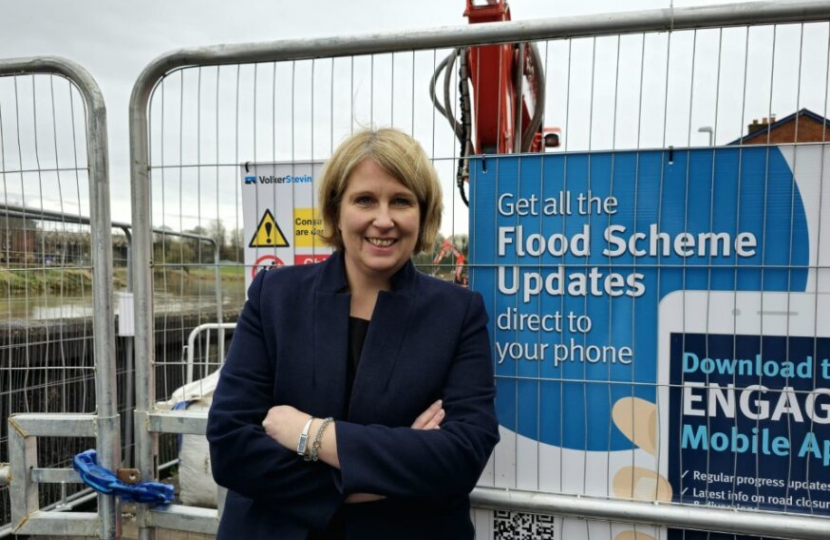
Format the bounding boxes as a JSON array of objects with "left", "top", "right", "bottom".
[{"left": 207, "top": 250, "right": 499, "bottom": 540}]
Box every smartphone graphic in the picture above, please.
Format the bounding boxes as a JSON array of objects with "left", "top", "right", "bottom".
[{"left": 656, "top": 291, "right": 830, "bottom": 538}]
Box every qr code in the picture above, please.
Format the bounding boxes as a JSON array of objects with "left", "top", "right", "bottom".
[{"left": 494, "top": 510, "right": 555, "bottom": 540}]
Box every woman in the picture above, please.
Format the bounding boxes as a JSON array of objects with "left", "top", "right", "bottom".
[{"left": 207, "top": 128, "right": 499, "bottom": 540}]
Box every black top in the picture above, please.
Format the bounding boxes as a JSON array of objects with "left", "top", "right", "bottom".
[{"left": 307, "top": 316, "right": 369, "bottom": 540}]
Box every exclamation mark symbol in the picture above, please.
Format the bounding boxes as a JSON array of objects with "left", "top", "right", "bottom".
[{"left": 265, "top": 222, "right": 272, "bottom": 244}]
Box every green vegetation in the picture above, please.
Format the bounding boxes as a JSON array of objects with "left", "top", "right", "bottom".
[
  {"left": 185, "top": 265, "right": 245, "bottom": 281},
  {"left": 0, "top": 267, "right": 130, "bottom": 297},
  {"left": 0, "top": 265, "right": 247, "bottom": 298},
  {"left": 0, "top": 268, "right": 30, "bottom": 295}
]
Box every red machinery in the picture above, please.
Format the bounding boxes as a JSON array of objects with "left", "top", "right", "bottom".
[
  {"left": 430, "top": 0, "right": 559, "bottom": 206},
  {"left": 433, "top": 238, "right": 468, "bottom": 286}
]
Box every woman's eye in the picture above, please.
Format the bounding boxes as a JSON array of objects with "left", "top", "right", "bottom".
[
  {"left": 354, "top": 196, "right": 374, "bottom": 205},
  {"left": 393, "top": 197, "right": 414, "bottom": 207}
]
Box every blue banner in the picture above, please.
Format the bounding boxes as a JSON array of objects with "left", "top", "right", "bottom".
[{"left": 470, "top": 145, "right": 829, "bottom": 540}]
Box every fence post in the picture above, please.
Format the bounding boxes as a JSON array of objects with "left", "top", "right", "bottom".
[{"left": 129, "top": 60, "right": 159, "bottom": 540}]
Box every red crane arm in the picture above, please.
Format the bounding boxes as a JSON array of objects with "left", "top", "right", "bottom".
[{"left": 464, "top": 0, "right": 543, "bottom": 155}]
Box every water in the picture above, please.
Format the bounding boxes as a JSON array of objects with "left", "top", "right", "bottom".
[{"left": 0, "top": 281, "right": 246, "bottom": 321}]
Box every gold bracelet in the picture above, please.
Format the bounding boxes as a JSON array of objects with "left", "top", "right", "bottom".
[{"left": 309, "top": 417, "right": 334, "bottom": 462}]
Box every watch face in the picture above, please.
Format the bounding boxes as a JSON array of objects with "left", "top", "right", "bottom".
[{"left": 298, "top": 417, "right": 314, "bottom": 455}]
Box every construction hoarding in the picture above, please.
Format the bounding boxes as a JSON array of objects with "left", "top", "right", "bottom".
[{"left": 470, "top": 145, "right": 830, "bottom": 540}]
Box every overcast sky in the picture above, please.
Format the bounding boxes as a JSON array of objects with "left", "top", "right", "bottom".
[{"left": 0, "top": 0, "right": 822, "bottom": 238}]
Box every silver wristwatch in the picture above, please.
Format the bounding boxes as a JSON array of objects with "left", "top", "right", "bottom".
[{"left": 296, "top": 416, "right": 314, "bottom": 457}]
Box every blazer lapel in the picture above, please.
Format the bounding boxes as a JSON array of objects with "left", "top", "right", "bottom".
[
  {"left": 311, "top": 251, "right": 350, "bottom": 417},
  {"left": 312, "top": 290, "right": 349, "bottom": 416}
]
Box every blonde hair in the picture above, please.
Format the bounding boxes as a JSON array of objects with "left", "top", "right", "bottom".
[{"left": 317, "top": 128, "right": 442, "bottom": 253}]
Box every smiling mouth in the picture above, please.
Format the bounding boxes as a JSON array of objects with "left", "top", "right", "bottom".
[{"left": 366, "top": 238, "right": 396, "bottom": 247}]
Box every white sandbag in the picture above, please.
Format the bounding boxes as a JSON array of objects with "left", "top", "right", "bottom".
[
  {"left": 163, "top": 369, "right": 221, "bottom": 408},
  {"left": 178, "top": 399, "right": 219, "bottom": 508},
  {"left": 162, "top": 370, "right": 221, "bottom": 508}
]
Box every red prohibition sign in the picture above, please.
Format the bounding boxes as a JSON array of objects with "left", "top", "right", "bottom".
[{"left": 251, "top": 254, "right": 285, "bottom": 279}]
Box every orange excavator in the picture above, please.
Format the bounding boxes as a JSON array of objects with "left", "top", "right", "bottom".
[
  {"left": 433, "top": 238, "right": 468, "bottom": 286},
  {"left": 431, "top": 0, "right": 560, "bottom": 206}
]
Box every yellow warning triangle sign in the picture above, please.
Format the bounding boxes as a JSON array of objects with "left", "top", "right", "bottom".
[{"left": 249, "top": 209, "right": 289, "bottom": 248}]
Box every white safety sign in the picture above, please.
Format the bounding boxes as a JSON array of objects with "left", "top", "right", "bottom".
[{"left": 240, "top": 161, "right": 331, "bottom": 290}]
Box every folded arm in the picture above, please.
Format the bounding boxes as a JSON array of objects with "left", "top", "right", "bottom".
[
  {"left": 263, "top": 292, "right": 499, "bottom": 499},
  {"left": 206, "top": 272, "right": 340, "bottom": 505}
]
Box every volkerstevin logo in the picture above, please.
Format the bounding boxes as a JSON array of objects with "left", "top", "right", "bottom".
[{"left": 246, "top": 174, "right": 314, "bottom": 185}]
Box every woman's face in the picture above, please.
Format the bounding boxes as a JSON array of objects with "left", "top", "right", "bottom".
[{"left": 338, "top": 159, "right": 420, "bottom": 284}]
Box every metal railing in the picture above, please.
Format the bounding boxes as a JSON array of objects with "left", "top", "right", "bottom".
[{"left": 184, "top": 322, "right": 236, "bottom": 385}]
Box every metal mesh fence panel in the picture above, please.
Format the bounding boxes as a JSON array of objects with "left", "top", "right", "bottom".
[
  {"left": 0, "top": 72, "right": 99, "bottom": 529},
  {"left": 0, "top": 58, "right": 118, "bottom": 538}
]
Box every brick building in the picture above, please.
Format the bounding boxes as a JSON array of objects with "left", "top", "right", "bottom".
[{"left": 731, "top": 108, "right": 830, "bottom": 145}]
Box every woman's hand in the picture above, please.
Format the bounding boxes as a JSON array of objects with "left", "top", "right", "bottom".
[
  {"left": 410, "top": 399, "right": 444, "bottom": 430},
  {"left": 262, "top": 405, "right": 307, "bottom": 451},
  {"left": 344, "top": 399, "right": 444, "bottom": 504},
  {"left": 262, "top": 401, "right": 445, "bottom": 504}
]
